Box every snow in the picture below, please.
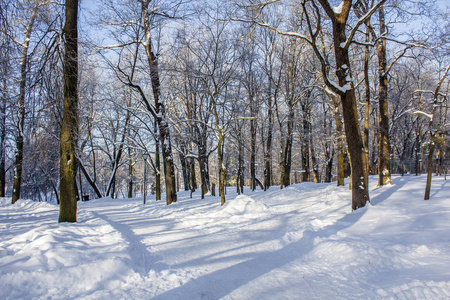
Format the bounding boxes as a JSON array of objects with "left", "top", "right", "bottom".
[
  {"left": 332, "top": 1, "right": 344, "bottom": 14},
  {"left": 413, "top": 110, "right": 434, "bottom": 121},
  {"left": 1, "top": 175, "right": 450, "bottom": 299}
]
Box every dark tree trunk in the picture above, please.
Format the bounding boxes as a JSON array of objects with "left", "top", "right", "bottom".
[
  {"left": 325, "top": 146, "right": 334, "bottom": 183},
  {"left": 323, "top": 104, "right": 334, "bottom": 183},
  {"left": 311, "top": 142, "right": 319, "bottom": 183},
  {"left": 264, "top": 89, "right": 273, "bottom": 191},
  {"left": 301, "top": 104, "right": 310, "bottom": 183},
  {"left": 59, "top": 0, "right": 79, "bottom": 222},
  {"left": 424, "top": 139, "right": 435, "bottom": 200},
  {"left": 180, "top": 142, "right": 189, "bottom": 191},
  {"left": 363, "top": 23, "right": 371, "bottom": 174},
  {"left": 377, "top": 6, "right": 391, "bottom": 186},
  {"left": 198, "top": 140, "right": 210, "bottom": 199},
  {"left": 154, "top": 120, "right": 161, "bottom": 201},
  {"left": 189, "top": 156, "right": 197, "bottom": 192},
  {"left": 283, "top": 101, "right": 293, "bottom": 187},
  {"left": 279, "top": 136, "right": 284, "bottom": 189},
  {"left": 319, "top": 0, "right": 370, "bottom": 209},
  {"left": 0, "top": 79, "right": 6, "bottom": 197},
  {"left": 12, "top": 9, "right": 37, "bottom": 204},
  {"left": 128, "top": 146, "right": 133, "bottom": 198},
  {"left": 142, "top": 1, "right": 176, "bottom": 205},
  {"left": 250, "top": 108, "right": 256, "bottom": 191},
  {"left": 218, "top": 135, "right": 226, "bottom": 205},
  {"left": 334, "top": 99, "right": 345, "bottom": 186},
  {"left": 237, "top": 137, "right": 244, "bottom": 194}
]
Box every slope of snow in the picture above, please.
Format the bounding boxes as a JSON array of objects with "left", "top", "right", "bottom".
[{"left": 1, "top": 175, "right": 449, "bottom": 299}]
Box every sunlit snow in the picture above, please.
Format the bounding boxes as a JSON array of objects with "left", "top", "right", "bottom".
[{"left": 1, "top": 175, "right": 449, "bottom": 299}]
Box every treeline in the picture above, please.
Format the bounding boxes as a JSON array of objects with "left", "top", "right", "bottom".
[{"left": 0, "top": 0, "right": 448, "bottom": 219}]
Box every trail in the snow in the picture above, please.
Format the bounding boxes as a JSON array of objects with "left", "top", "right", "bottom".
[{"left": 87, "top": 201, "right": 169, "bottom": 277}]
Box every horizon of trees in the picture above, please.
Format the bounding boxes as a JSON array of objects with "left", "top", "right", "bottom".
[{"left": 0, "top": 0, "right": 449, "bottom": 220}]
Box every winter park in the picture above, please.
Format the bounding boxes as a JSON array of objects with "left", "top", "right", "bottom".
[{"left": 1, "top": 0, "right": 450, "bottom": 299}]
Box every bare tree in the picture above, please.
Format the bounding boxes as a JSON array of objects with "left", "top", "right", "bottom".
[{"left": 59, "top": 0, "right": 78, "bottom": 222}]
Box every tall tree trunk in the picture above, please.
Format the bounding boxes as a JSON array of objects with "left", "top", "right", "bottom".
[
  {"left": 264, "top": 95, "right": 273, "bottom": 190},
  {"left": 377, "top": 6, "right": 391, "bottom": 186},
  {"left": 237, "top": 136, "right": 244, "bottom": 194},
  {"left": 189, "top": 156, "right": 197, "bottom": 192},
  {"left": 218, "top": 135, "right": 226, "bottom": 205},
  {"left": 12, "top": 8, "right": 37, "bottom": 204},
  {"left": 424, "top": 139, "right": 435, "bottom": 200},
  {"left": 0, "top": 76, "right": 6, "bottom": 197},
  {"left": 323, "top": 104, "right": 333, "bottom": 183},
  {"left": 424, "top": 65, "right": 450, "bottom": 200},
  {"left": 283, "top": 107, "right": 293, "bottom": 187},
  {"left": 336, "top": 121, "right": 345, "bottom": 186},
  {"left": 311, "top": 142, "right": 320, "bottom": 183},
  {"left": 363, "top": 23, "right": 371, "bottom": 174},
  {"left": 301, "top": 104, "right": 310, "bottom": 182},
  {"left": 59, "top": 0, "right": 78, "bottom": 222},
  {"left": 128, "top": 146, "right": 133, "bottom": 198},
  {"left": 326, "top": 2, "right": 369, "bottom": 209},
  {"left": 142, "top": 1, "right": 176, "bottom": 205},
  {"left": 180, "top": 142, "right": 189, "bottom": 191},
  {"left": 154, "top": 120, "right": 161, "bottom": 201},
  {"left": 250, "top": 102, "right": 257, "bottom": 191},
  {"left": 325, "top": 145, "right": 334, "bottom": 183},
  {"left": 198, "top": 139, "right": 209, "bottom": 198}
]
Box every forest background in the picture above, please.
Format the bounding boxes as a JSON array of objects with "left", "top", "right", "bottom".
[{"left": 0, "top": 0, "right": 449, "bottom": 216}]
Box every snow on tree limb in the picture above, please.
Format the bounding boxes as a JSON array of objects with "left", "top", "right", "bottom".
[{"left": 412, "top": 110, "right": 433, "bottom": 121}]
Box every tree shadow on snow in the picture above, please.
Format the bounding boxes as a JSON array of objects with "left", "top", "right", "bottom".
[
  {"left": 369, "top": 175, "right": 412, "bottom": 206},
  {"left": 153, "top": 207, "right": 367, "bottom": 299}
]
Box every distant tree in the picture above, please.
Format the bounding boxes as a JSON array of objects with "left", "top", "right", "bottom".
[
  {"left": 11, "top": 2, "right": 38, "bottom": 204},
  {"left": 414, "top": 64, "right": 449, "bottom": 200}
]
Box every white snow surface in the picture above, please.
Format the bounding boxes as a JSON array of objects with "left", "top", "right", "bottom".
[{"left": 1, "top": 175, "right": 450, "bottom": 299}]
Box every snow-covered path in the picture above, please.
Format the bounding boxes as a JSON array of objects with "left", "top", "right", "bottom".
[{"left": 1, "top": 175, "right": 450, "bottom": 299}]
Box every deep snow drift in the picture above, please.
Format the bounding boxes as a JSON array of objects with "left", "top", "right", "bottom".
[{"left": 1, "top": 175, "right": 449, "bottom": 299}]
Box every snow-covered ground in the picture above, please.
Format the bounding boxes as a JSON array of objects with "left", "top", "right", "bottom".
[{"left": 1, "top": 175, "right": 449, "bottom": 299}]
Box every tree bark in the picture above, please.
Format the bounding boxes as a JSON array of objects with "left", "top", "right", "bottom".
[
  {"left": 59, "top": 0, "right": 79, "bottom": 222},
  {"left": 335, "top": 105, "right": 345, "bottom": 186},
  {"left": 218, "top": 134, "right": 226, "bottom": 205},
  {"left": 363, "top": 23, "right": 371, "bottom": 174},
  {"left": 283, "top": 100, "right": 293, "bottom": 187},
  {"left": 237, "top": 136, "right": 244, "bottom": 194},
  {"left": 264, "top": 75, "right": 273, "bottom": 191},
  {"left": 0, "top": 75, "right": 6, "bottom": 197},
  {"left": 12, "top": 7, "right": 37, "bottom": 204},
  {"left": 318, "top": 0, "right": 370, "bottom": 209},
  {"left": 189, "top": 156, "right": 197, "bottom": 192},
  {"left": 301, "top": 103, "right": 310, "bottom": 182},
  {"left": 250, "top": 97, "right": 257, "bottom": 191},
  {"left": 424, "top": 65, "right": 449, "bottom": 200},
  {"left": 311, "top": 141, "right": 319, "bottom": 183},
  {"left": 154, "top": 120, "right": 161, "bottom": 201},
  {"left": 142, "top": 1, "right": 176, "bottom": 205},
  {"left": 424, "top": 139, "right": 435, "bottom": 200},
  {"left": 377, "top": 5, "right": 391, "bottom": 186},
  {"left": 180, "top": 142, "right": 189, "bottom": 191},
  {"left": 128, "top": 146, "right": 133, "bottom": 198}
]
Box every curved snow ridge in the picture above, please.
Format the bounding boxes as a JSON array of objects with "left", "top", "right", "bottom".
[
  {"left": 0, "top": 198, "right": 56, "bottom": 212},
  {"left": 0, "top": 207, "right": 133, "bottom": 299},
  {"left": 221, "top": 195, "right": 271, "bottom": 216}
]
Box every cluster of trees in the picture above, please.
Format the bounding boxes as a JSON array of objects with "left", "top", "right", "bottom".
[{"left": 0, "top": 0, "right": 448, "bottom": 221}]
